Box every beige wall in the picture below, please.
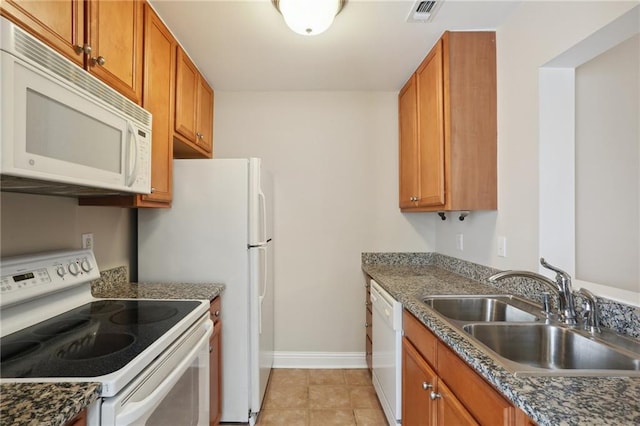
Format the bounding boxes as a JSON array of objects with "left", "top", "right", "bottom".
[
  {"left": 213, "top": 91, "right": 435, "bottom": 353},
  {"left": 435, "top": 1, "right": 638, "bottom": 273},
  {"left": 575, "top": 34, "right": 639, "bottom": 292},
  {"left": 0, "top": 192, "right": 133, "bottom": 273}
]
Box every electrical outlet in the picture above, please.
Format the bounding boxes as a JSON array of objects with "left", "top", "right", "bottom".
[
  {"left": 456, "top": 233, "right": 464, "bottom": 251},
  {"left": 82, "top": 233, "right": 94, "bottom": 250},
  {"left": 497, "top": 236, "right": 507, "bottom": 257}
]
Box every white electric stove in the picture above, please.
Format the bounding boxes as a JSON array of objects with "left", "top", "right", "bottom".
[{"left": 0, "top": 249, "right": 212, "bottom": 425}]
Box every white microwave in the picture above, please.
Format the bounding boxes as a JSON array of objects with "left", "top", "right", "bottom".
[{"left": 0, "top": 17, "right": 151, "bottom": 196}]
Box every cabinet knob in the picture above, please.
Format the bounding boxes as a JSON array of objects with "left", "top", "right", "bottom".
[
  {"left": 365, "top": 322, "right": 370, "bottom": 328},
  {"left": 209, "top": 345, "right": 213, "bottom": 353},
  {"left": 92, "top": 56, "right": 106, "bottom": 66},
  {"left": 422, "top": 382, "right": 432, "bottom": 390},
  {"left": 82, "top": 44, "right": 92, "bottom": 55},
  {"left": 151, "top": 187, "right": 156, "bottom": 193},
  {"left": 215, "top": 310, "right": 220, "bottom": 317},
  {"left": 430, "top": 391, "right": 442, "bottom": 400}
]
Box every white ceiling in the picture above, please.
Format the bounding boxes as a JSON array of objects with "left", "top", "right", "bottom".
[{"left": 150, "top": 0, "right": 521, "bottom": 91}]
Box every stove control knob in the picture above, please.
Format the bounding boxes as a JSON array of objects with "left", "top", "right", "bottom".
[
  {"left": 56, "top": 266, "right": 67, "bottom": 278},
  {"left": 68, "top": 262, "right": 80, "bottom": 276},
  {"left": 81, "top": 259, "right": 92, "bottom": 273}
]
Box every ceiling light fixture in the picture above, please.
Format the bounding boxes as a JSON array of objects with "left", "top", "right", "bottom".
[{"left": 272, "top": 0, "right": 347, "bottom": 36}]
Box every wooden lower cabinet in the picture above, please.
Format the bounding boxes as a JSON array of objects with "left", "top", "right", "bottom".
[
  {"left": 365, "top": 279, "right": 373, "bottom": 373},
  {"left": 209, "top": 297, "right": 222, "bottom": 426},
  {"left": 402, "top": 337, "right": 437, "bottom": 425},
  {"left": 402, "top": 338, "right": 476, "bottom": 426},
  {"left": 402, "top": 310, "right": 533, "bottom": 426},
  {"left": 64, "top": 409, "right": 86, "bottom": 426}
]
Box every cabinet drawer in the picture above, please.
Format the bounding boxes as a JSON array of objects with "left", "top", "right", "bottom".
[
  {"left": 210, "top": 297, "right": 221, "bottom": 324},
  {"left": 403, "top": 309, "right": 438, "bottom": 367},
  {"left": 437, "top": 342, "right": 515, "bottom": 426}
]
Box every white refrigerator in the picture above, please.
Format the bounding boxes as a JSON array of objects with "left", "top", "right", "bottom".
[{"left": 137, "top": 158, "right": 274, "bottom": 424}]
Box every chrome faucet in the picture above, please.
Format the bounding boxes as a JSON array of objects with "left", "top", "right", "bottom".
[
  {"left": 487, "top": 258, "right": 578, "bottom": 325},
  {"left": 578, "top": 288, "right": 601, "bottom": 333}
]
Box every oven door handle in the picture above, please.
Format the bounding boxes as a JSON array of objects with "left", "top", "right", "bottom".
[{"left": 115, "top": 322, "right": 211, "bottom": 425}]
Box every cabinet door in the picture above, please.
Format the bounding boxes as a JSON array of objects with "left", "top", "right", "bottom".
[
  {"left": 399, "top": 74, "right": 419, "bottom": 209},
  {"left": 64, "top": 408, "right": 87, "bottom": 426},
  {"left": 210, "top": 319, "right": 222, "bottom": 426},
  {"left": 1, "top": 0, "right": 84, "bottom": 66},
  {"left": 435, "top": 381, "right": 478, "bottom": 426},
  {"left": 86, "top": 0, "right": 143, "bottom": 104},
  {"left": 175, "top": 47, "right": 199, "bottom": 143},
  {"left": 141, "top": 4, "right": 175, "bottom": 205},
  {"left": 415, "top": 39, "right": 446, "bottom": 207},
  {"left": 196, "top": 78, "right": 214, "bottom": 153},
  {"left": 402, "top": 337, "right": 436, "bottom": 426}
]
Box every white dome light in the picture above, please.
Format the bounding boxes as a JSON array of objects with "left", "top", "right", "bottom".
[{"left": 273, "top": 0, "right": 346, "bottom": 36}]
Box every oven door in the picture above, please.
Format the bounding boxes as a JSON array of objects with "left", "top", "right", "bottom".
[{"left": 100, "top": 314, "right": 212, "bottom": 426}]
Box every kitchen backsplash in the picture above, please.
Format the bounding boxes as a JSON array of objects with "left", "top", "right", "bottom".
[{"left": 362, "top": 252, "right": 640, "bottom": 339}]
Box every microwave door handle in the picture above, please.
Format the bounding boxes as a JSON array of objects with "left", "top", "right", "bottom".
[{"left": 125, "top": 123, "right": 139, "bottom": 187}]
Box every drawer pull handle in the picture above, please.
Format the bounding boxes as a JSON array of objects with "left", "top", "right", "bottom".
[
  {"left": 430, "top": 391, "right": 442, "bottom": 400},
  {"left": 422, "top": 382, "right": 432, "bottom": 390}
]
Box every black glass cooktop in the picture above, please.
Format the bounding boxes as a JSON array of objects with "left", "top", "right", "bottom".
[{"left": 0, "top": 299, "right": 200, "bottom": 378}]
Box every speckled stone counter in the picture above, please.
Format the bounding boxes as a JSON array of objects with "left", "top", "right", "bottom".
[
  {"left": 0, "top": 382, "right": 101, "bottom": 426},
  {"left": 90, "top": 266, "right": 225, "bottom": 301},
  {"left": 362, "top": 252, "right": 640, "bottom": 426},
  {"left": 0, "top": 266, "right": 224, "bottom": 426},
  {"left": 92, "top": 280, "right": 225, "bottom": 301}
]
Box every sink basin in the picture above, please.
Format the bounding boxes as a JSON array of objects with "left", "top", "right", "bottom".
[
  {"left": 463, "top": 323, "right": 640, "bottom": 375},
  {"left": 422, "top": 296, "right": 539, "bottom": 322}
]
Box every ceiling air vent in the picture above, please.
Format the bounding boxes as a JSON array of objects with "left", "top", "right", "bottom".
[{"left": 407, "top": 0, "right": 443, "bottom": 23}]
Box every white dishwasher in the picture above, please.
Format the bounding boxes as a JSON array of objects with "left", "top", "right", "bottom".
[{"left": 370, "top": 279, "right": 402, "bottom": 426}]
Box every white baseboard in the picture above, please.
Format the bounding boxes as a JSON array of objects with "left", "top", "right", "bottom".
[{"left": 273, "top": 351, "right": 368, "bottom": 369}]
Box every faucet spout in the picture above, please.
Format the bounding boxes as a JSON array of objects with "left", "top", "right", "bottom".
[
  {"left": 487, "top": 259, "right": 579, "bottom": 326},
  {"left": 488, "top": 270, "right": 559, "bottom": 292}
]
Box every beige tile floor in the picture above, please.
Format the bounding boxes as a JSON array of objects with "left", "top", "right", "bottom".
[{"left": 255, "top": 369, "right": 388, "bottom": 426}]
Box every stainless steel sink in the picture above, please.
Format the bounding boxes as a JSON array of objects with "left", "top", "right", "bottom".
[
  {"left": 419, "top": 294, "right": 640, "bottom": 376},
  {"left": 462, "top": 323, "right": 640, "bottom": 376},
  {"left": 422, "top": 295, "right": 540, "bottom": 322}
]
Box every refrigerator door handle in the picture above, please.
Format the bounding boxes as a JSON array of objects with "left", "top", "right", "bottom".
[
  {"left": 257, "top": 245, "right": 268, "bottom": 335},
  {"left": 258, "top": 190, "right": 268, "bottom": 244}
]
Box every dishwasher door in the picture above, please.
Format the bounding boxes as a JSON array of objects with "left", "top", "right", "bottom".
[{"left": 371, "top": 280, "right": 402, "bottom": 426}]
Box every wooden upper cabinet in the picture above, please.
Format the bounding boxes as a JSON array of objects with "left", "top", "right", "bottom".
[
  {"left": 139, "top": 3, "right": 175, "bottom": 205},
  {"left": 0, "top": 0, "right": 85, "bottom": 67},
  {"left": 1, "top": 0, "right": 143, "bottom": 104},
  {"left": 416, "top": 40, "right": 446, "bottom": 208},
  {"left": 174, "top": 47, "right": 214, "bottom": 159},
  {"left": 86, "top": 0, "right": 143, "bottom": 104},
  {"left": 399, "top": 75, "right": 420, "bottom": 209},
  {"left": 79, "top": 2, "right": 174, "bottom": 208},
  {"left": 175, "top": 49, "right": 199, "bottom": 142},
  {"left": 196, "top": 78, "right": 214, "bottom": 153},
  {"left": 399, "top": 31, "right": 497, "bottom": 212}
]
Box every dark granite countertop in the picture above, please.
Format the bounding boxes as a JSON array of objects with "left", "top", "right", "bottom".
[
  {"left": 0, "top": 268, "right": 225, "bottom": 426},
  {"left": 362, "top": 253, "right": 640, "bottom": 426},
  {"left": 0, "top": 382, "right": 101, "bottom": 426},
  {"left": 92, "top": 280, "right": 225, "bottom": 301}
]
